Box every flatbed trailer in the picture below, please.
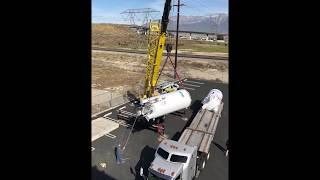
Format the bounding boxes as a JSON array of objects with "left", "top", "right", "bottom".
[
  {"left": 147, "top": 101, "right": 224, "bottom": 180},
  {"left": 179, "top": 102, "right": 224, "bottom": 154}
]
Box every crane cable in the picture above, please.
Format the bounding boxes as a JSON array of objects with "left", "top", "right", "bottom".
[
  {"left": 115, "top": 115, "right": 139, "bottom": 163},
  {"left": 167, "top": 54, "right": 184, "bottom": 88},
  {"left": 155, "top": 49, "right": 185, "bottom": 89},
  {"left": 121, "top": 115, "right": 139, "bottom": 151}
]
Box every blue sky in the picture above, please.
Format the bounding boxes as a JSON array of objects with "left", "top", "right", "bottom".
[{"left": 92, "top": 0, "right": 228, "bottom": 24}]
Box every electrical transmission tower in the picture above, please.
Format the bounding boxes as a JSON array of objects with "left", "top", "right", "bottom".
[{"left": 120, "top": 8, "right": 160, "bottom": 27}]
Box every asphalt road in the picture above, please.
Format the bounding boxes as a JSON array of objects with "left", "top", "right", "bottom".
[{"left": 92, "top": 78, "right": 228, "bottom": 180}]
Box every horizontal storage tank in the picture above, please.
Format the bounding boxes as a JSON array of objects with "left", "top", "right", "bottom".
[
  {"left": 201, "top": 89, "right": 223, "bottom": 112},
  {"left": 138, "top": 89, "right": 192, "bottom": 122}
]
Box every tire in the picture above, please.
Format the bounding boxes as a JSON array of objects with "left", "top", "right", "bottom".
[
  {"left": 198, "top": 153, "right": 207, "bottom": 171},
  {"left": 155, "top": 118, "right": 160, "bottom": 124},
  {"left": 194, "top": 167, "right": 200, "bottom": 179},
  {"left": 192, "top": 174, "right": 198, "bottom": 180},
  {"left": 201, "top": 160, "right": 206, "bottom": 169},
  {"left": 206, "top": 152, "right": 210, "bottom": 160}
]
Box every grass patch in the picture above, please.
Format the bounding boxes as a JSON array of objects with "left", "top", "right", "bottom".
[{"left": 191, "top": 44, "right": 228, "bottom": 53}]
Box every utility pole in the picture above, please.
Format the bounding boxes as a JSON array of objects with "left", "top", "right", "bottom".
[{"left": 173, "top": 0, "right": 185, "bottom": 79}]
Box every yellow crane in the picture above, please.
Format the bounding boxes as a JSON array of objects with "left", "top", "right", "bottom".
[{"left": 143, "top": 0, "right": 172, "bottom": 99}]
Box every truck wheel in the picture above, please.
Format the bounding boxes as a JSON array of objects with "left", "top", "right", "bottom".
[
  {"left": 194, "top": 168, "right": 200, "bottom": 179},
  {"left": 193, "top": 174, "right": 198, "bottom": 180},
  {"left": 155, "top": 118, "right": 160, "bottom": 124}
]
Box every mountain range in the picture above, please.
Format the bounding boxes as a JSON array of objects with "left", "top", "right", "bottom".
[{"left": 167, "top": 13, "right": 228, "bottom": 34}]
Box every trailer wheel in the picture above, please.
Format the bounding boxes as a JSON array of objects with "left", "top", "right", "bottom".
[
  {"left": 201, "top": 160, "right": 206, "bottom": 169},
  {"left": 206, "top": 152, "right": 210, "bottom": 160},
  {"left": 198, "top": 154, "right": 206, "bottom": 170}
]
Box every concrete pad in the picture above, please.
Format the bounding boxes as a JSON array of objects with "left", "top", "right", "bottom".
[
  {"left": 92, "top": 89, "right": 111, "bottom": 105},
  {"left": 92, "top": 117, "right": 119, "bottom": 142}
]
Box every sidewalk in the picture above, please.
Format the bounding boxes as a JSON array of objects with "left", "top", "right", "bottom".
[{"left": 92, "top": 117, "right": 119, "bottom": 142}]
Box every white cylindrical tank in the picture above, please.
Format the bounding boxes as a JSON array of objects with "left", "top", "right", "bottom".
[
  {"left": 138, "top": 89, "right": 192, "bottom": 121},
  {"left": 201, "top": 89, "right": 223, "bottom": 112}
]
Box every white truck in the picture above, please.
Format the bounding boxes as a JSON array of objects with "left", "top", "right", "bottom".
[{"left": 147, "top": 89, "right": 224, "bottom": 180}]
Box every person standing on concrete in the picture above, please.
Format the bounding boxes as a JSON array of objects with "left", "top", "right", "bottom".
[
  {"left": 115, "top": 144, "right": 123, "bottom": 164},
  {"left": 157, "top": 123, "right": 165, "bottom": 136},
  {"left": 225, "top": 139, "right": 229, "bottom": 157}
]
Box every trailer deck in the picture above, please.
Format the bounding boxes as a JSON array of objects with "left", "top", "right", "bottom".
[{"left": 178, "top": 103, "right": 224, "bottom": 154}]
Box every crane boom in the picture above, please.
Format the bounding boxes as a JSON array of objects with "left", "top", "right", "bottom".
[{"left": 143, "top": 0, "right": 172, "bottom": 99}]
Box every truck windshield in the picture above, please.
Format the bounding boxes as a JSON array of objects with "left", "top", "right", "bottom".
[
  {"left": 157, "top": 147, "right": 169, "bottom": 160},
  {"left": 148, "top": 172, "right": 167, "bottom": 180},
  {"left": 170, "top": 154, "right": 188, "bottom": 163}
]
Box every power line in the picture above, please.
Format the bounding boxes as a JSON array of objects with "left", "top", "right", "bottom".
[
  {"left": 181, "top": 4, "right": 203, "bottom": 16},
  {"left": 191, "top": 0, "right": 213, "bottom": 12},
  {"left": 120, "top": 8, "right": 160, "bottom": 14},
  {"left": 120, "top": 8, "right": 160, "bottom": 26},
  {"left": 181, "top": 0, "right": 215, "bottom": 15}
]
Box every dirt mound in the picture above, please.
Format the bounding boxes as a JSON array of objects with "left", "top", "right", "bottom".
[{"left": 92, "top": 23, "right": 147, "bottom": 49}]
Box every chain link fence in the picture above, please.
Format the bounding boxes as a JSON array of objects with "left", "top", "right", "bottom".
[
  {"left": 92, "top": 94, "right": 130, "bottom": 115},
  {"left": 91, "top": 83, "right": 142, "bottom": 116}
]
